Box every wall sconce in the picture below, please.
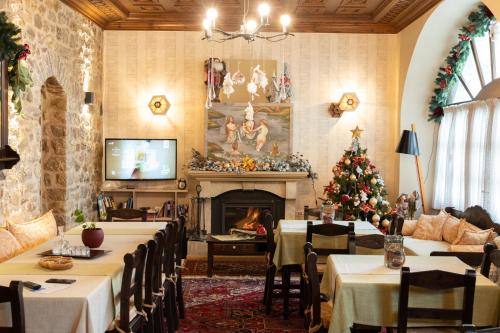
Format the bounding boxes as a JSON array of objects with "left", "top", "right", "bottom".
[
  {"left": 84, "top": 92, "right": 95, "bottom": 105},
  {"left": 148, "top": 95, "right": 170, "bottom": 115},
  {"left": 329, "top": 92, "right": 360, "bottom": 118}
]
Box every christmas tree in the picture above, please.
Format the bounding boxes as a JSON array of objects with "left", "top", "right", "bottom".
[{"left": 323, "top": 126, "right": 394, "bottom": 228}]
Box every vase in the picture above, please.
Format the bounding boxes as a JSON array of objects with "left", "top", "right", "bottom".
[
  {"left": 384, "top": 235, "right": 405, "bottom": 269},
  {"left": 81, "top": 228, "right": 104, "bottom": 248}
]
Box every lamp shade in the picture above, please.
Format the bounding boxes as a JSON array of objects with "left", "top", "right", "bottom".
[{"left": 396, "top": 130, "right": 420, "bottom": 156}]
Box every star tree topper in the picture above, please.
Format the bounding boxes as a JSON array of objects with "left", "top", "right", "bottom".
[{"left": 350, "top": 126, "right": 364, "bottom": 139}]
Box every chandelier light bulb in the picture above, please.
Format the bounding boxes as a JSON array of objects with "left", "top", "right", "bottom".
[
  {"left": 280, "top": 14, "right": 291, "bottom": 27},
  {"left": 258, "top": 3, "right": 271, "bottom": 16},
  {"left": 202, "top": 18, "right": 211, "bottom": 30},
  {"left": 206, "top": 8, "right": 218, "bottom": 21},
  {"left": 246, "top": 19, "right": 258, "bottom": 33}
]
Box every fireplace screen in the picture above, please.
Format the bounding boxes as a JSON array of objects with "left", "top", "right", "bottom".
[{"left": 223, "top": 206, "right": 271, "bottom": 233}]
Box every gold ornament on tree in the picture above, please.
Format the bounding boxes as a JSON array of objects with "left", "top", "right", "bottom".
[
  {"left": 368, "top": 197, "right": 378, "bottom": 207},
  {"left": 349, "top": 174, "right": 356, "bottom": 181}
]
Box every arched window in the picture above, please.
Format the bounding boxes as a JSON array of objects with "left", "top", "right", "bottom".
[{"left": 433, "top": 5, "right": 500, "bottom": 221}]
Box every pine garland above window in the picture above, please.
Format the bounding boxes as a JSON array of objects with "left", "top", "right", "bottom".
[{"left": 428, "top": 4, "right": 495, "bottom": 123}]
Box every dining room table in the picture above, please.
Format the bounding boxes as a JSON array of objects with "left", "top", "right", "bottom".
[
  {"left": 0, "top": 221, "right": 167, "bottom": 333},
  {"left": 319, "top": 254, "right": 500, "bottom": 333},
  {"left": 273, "top": 219, "right": 384, "bottom": 269}
]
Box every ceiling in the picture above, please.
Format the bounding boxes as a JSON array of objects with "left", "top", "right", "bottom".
[{"left": 60, "top": 0, "right": 442, "bottom": 33}]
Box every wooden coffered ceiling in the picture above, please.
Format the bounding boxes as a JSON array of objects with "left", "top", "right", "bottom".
[{"left": 60, "top": 0, "right": 442, "bottom": 33}]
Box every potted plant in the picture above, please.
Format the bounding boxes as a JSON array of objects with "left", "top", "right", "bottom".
[{"left": 73, "top": 209, "right": 104, "bottom": 248}]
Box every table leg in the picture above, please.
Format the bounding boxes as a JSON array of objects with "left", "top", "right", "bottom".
[
  {"left": 282, "top": 265, "right": 291, "bottom": 319},
  {"left": 207, "top": 243, "right": 213, "bottom": 277}
]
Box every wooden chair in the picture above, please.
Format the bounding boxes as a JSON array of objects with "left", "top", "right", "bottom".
[
  {"left": 144, "top": 235, "right": 165, "bottom": 333},
  {"left": 0, "top": 281, "right": 25, "bottom": 333},
  {"left": 161, "top": 223, "right": 179, "bottom": 332},
  {"left": 354, "top": 234, "right": 385, "bottom": 251},
  {"left": 303, "top": 250, "right": 332, "bottom": 333},
  {"left": 462, "top": 325, "right": 500, "bottom": 333},
  {"left": 396, "top": 267, "right": 476, "bottom": 333},
  {"left": 263, "top": 212, "right": 301, "bottom": 319},
  {"left": 306, "top": 221, "right": 355, "bottom": 256},
  {"left": 480, "top": 243, "right": 499, "bottom": 279},
  {"left": 175, "top": 215, "right": 188, "bottom": 319},
  {"left": 430, "top": 251, "right": 485, "bottom": 268},
  {"left": 304, "top": 205, "right": 321, "bottom": 220},
  {"left": 108, "top": 243, "right": 148, "bottom": 333},
  {"left": 106, "top": 208, "right": 147, "bottom": 221}
]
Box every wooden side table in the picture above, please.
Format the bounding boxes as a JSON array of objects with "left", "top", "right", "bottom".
[{"left": 206, "top": 234, "right": 267, "bottom": 277}]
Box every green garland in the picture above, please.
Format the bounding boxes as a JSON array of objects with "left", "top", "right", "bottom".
[
  {"left": 0, "top": 12, "right": 32, "bottom": 114},
  {"left": 428, "top": 5, "right": 495, "bottom": 123}
]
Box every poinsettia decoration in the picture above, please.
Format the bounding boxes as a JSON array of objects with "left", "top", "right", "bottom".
[
  {"left": 428, "top": 5, "right": 495, "bottom": 123},
  {"left": 0, "top": 12, "right": 32, "bottom": 114}
]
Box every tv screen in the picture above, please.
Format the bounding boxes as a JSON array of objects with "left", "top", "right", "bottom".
[{"left": 105, "top": 139, "right": 177, "bottom": 181}]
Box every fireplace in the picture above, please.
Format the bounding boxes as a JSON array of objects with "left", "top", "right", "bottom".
[{"left": 211, "top": 190, "right": 285, "bottom": 234}]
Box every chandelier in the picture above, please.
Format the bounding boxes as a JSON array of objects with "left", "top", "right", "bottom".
[{"left": 202, "top": 0, "right": 293, "bottom": 43}]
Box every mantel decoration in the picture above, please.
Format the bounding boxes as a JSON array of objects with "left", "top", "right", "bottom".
[
  {"left": 0, "top": 12, "right": 32, "bottom": 115},
  {"left": 323, "top": 127, "right": 395, "bottom": 228},
  {"left": 428, "top": 4, "right": 495, "bottom": 122},
  {"left": 73, "top": 209, "right": 104, "bottom": 248},
  {"left": 202, "top": 0, "right": 293, "bottom": 43}
]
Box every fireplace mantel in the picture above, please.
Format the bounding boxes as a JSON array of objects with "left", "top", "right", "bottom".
[{"left": 187, "top": 171, "right": 308, "bottom": 182}]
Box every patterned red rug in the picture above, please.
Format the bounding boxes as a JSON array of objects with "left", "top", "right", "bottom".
[
  {"left": 183, "top": 257, "right": 267, "bottom": 277},
  {"left": 179, "top": 277, "right": 304, "bottom": 332}
]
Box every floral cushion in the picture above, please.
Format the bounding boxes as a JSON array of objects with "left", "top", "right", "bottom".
[
  {"left": 412, "top": 211, "right": 448, "bottom": 241},
  {"left": 7, "top": 210, "right": 57, "bottom": 250},
  {"left": 452, "top": 219, "right": 485, "bottom": 245},
  {"left": 442, "top": 214, "right": 461, "bottom": 243},
  {"left": 0, "top": 228, "right": 22, "bottom": 263},
  {"left": 454, "top": 228, "right": 494, "bottom": 245},
  {"left": 402, "top": 220, "right": 417, "bottom": 236}
]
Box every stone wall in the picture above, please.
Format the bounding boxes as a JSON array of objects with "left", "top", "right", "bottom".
[{"left": 0, "top": 0, "right": 103, "bottom": 227}]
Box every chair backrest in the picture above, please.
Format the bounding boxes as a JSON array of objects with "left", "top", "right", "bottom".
[
  {"left": 305, "top": 250, "right": 324, "bottom": 331},
  {"left": 445, "top": 205, "right": 500, "bottom": 235},
  {"left": 0, "top": 281, "right": 25, "bottom": 333},
  {"left": 480, "top": 243, "right": 500, "bottom": 278},
  {"left": 263, "top": 211, "right": 276, "bottom": 262},
  {"left": 144, "top": 238, "right": 158, "bottom": 316},
  {"left": 302, "top": 242, "right": 314, "bottom": 325},
  {"left": 118, "top": 243, "right": 148, "bottom": 332},
  {"left": 430, "top": 251, "right": 485, "bottom": 268},
  {"left": 355, "top": 234, "right": 385, "bottom": 250},
  {"left": 304, "top": 205, "right": 321, "bottom": 220},
  {"left": 106, "top": 208, "right": 147, "bottom": 221},
  {"left": 462, "top": 324, "right": 500, "bottom": 333},
  {"left": 177, "top": 215, "right": 188, "bottom": 261},
  {"left": 390, "top": 214, "right": 404, "bottom": 235},
  {"left": 306, "top": 221, "right": 355, "bottom": 256},
  {"left": 163, "top": 223, "right": 177, "bottom": 277},
  {"left": 397, "top": 267, "right": 476, "bottom": 333}
]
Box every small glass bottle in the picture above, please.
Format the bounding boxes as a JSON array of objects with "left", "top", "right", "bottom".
[
  {"left": 52, "top": 226, "right": 65, "bottom": 255},
  {"left": 321, "top": 201, "right": 335, "bottom": 224},
  {"left": 384, "top": 235, "right": 405, "bottom": 269}
]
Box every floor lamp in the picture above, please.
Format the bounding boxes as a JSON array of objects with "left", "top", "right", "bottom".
[{"left": 396, "top": 124, "right": 427, "bottom": 214}]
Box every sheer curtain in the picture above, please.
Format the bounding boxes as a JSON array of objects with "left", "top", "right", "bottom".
[{"left": 433, "top": 98, "right": 500, "bottom": 221}]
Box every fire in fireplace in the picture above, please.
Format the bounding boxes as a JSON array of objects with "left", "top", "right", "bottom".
[{"left": 211, "top": 190, "right": 285, "bottom": 234}]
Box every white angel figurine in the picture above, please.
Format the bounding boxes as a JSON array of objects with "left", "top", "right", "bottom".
[{"left": 222, "top": 72, "right": 234, "bottom": 98}]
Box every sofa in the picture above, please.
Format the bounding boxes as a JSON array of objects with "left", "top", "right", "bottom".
[{"left": 401, "top": 206, "right": 500, "bottom": 256}]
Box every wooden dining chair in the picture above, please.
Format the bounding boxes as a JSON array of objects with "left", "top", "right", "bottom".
[
  {"left": 396, "top": 267, "right": 476, "bottom": 333},
  {"left": 304, "top": 249, "right": 331, "bottom": 333},
  {"left": 144, "top": 236, "right": 166, "bottom": 333},
  {"left": 304, "top": 205, "right": 321, "bottom": 220},
  {"left": 480, "top": 243, "right": 499, "bottom": 279},
  {"left": 161, "top": 223, "right": 179, "bottom": 333},
  {"left": 262, "top": 212, "right": 301, "bottom": 319},
  {"left": 430, "top": 251, "right": 485, "bottom": 268},
  {"left": 108, "top": 243, "right": 148, "bottom": 333},
  {"left": 106, "top": 208, "right": 147, "bottom": 221},
  {"left": 462, "top": 325, "right": 500, "bottom": 333},
  {"left": 0, "top": 281, "right": 25, "bottom": 333},
  {"left": 354, "top": 234, "right": 385, "bottom": 251},
  {"left": 175, "top": 215, "right": 188, "bottom": 319},
  {"left": 306, "top": 221, "right": 355, "bottom": 255}
]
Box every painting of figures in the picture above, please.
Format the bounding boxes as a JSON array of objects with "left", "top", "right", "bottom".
[{"left": 206, "top": 103, "right": 291, "bottom": 161}]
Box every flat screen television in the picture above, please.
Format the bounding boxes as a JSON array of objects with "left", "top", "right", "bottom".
[{"left": 105, "top": 139, "right": 177, "bottom": 181}]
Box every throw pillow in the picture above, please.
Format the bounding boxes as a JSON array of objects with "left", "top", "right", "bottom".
[
  {"left": 452, "top": 219, "right": 483, "bottom": 245},
  {"left": 7, "top": 210, "right": 57, "bottom": 250},
  {"left": 454, "top": 228, "right": 493, "bottom": 245},
  {"left": 402, "top": 220, "right": 418, "bottom": 236},
  {"left": 442, "top": 214, "right": 461, "bottom": 243},
  {"left": 494, "top": 236, "right": 500, "bottom": 248},
  {"left": 412, "top": 212, "right": 447, "bottom": 241},
  {"left": 0, "top": 228, "right": 22, "bottom": 262}
]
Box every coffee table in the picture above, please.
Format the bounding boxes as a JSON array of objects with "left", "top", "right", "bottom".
[{"left": 206, "top": 234, "right": 267, "bottom": 277}]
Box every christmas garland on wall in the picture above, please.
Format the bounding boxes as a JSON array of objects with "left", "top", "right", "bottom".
[
  {"left": 0, "top": 12, "right": 32, "bottom": 114},
  {"left": 428, "top": 4, "right": 495, "bottom": 123}
]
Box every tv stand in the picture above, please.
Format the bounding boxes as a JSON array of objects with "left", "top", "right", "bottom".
[{"left": 99, "top": 187, "right": 188, "bottom": 221}]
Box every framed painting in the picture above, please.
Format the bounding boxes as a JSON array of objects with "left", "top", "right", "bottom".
[{"left": 205, "top": 102, "right": 292, "bottom": 161}]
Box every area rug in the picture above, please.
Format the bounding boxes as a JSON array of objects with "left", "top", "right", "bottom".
[
  {"left": 179, "top": 277, "right": 304, "bottom": 332},
  {"left": 183, "top": 257, "right": 267, "bottom": 277}
]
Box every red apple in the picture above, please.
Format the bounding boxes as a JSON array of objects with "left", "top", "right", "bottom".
[{"left": 256, "top": 225, "right": 266, "bottom": 235}]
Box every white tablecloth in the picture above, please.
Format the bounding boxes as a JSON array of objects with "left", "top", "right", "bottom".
[
  {"left": 0, "top": 223, "right": 163, "bottom": 333},
  {"left": 320, "top": 255, "right": 500, "bottom": 333},
  {"left": 273, "top": 220, "right": 383, "bottom": 269}
]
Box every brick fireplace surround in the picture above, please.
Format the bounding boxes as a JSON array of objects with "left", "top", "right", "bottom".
[{"left": 187, "top": 171, "right": 308, "bottom": 255}]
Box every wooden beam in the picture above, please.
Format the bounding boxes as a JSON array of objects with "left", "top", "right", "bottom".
[
  {"left": 471, "top": 39, "right": 486, "bottom": 88},
  {"left": 393, "top": 0, "right": 442, "bottom": 32},
  {"left": 373, "top": 0, "right": 400, "bottom": 23}
]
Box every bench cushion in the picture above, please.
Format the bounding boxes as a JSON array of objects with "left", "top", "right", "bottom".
[
  {"left": 404, "top": 237, "right": 450, "bottom": 256},
  {"left": 0, "top": 228, "right": 22, "bottom": 263},
  {"left": 7, "top": 210, "right": 57, "bottom": 250}
]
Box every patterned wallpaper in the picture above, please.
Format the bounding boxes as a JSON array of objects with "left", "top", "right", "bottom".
[{"left": 103, "top": 31, "right": 399, "bottom": 209}]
